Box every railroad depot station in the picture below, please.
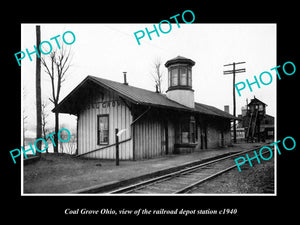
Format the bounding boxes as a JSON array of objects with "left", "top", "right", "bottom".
[{"left": 53, "top": 56, "right": 237, "bottom": 160}]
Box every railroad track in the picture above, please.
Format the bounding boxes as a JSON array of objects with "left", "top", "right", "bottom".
[{"left": 109, "top": 146, "right": 272, "bottom": 194}]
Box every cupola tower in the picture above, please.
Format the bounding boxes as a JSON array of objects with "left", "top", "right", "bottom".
[{"left": 165, "top": 56, "right": 195, "bottom": 108}]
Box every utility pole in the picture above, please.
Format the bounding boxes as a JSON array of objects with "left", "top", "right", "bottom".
[
  {"left": 36, "top": 25, "right": 42, "bottom": 156},
  {"left": 223, "top": 61, "right": 246, "bottom": 143}
]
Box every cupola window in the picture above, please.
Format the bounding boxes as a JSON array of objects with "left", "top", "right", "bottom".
[
  {"left": 171, "top": 67, "right": 178, "bottom": 86},
  {"left": 180, "top": 67, "right": 187, "bottom": 85},
  {"left": 169, "top": 66, "right": 192, "bottom": 88}
]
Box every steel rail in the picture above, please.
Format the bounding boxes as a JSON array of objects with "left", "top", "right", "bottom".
[
  {"left": 109, "top": 145, "right": 266, "bottom": 194},
  {"left": 175, "top": 149, "right": 274, "bottom": 194}
]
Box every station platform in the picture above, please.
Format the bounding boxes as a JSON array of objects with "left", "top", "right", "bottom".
[
  {"left": 23, "top": 142, "right": 264, "bottom": 194},
  {"left": 69, "top": 142, "right": 263, "bottom": 194}
]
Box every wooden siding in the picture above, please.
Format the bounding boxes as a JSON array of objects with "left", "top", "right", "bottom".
[
  {"left": 134, "top": 117, "right": 165, "bottom": 160},
  {"left": 167, "top": 120, "right": 175, "bottom": 154},
  {"left": 78, "top": 88, "right": 133, "bottom": 159},
  {"left": 206, "top": 118, "right": 231, "bottom": 148}
]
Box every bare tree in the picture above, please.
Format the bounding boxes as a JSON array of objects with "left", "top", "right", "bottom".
[
  {"left": 41, "top": 100, "right": 49, "bottom": 153},
  {"left": 41, "top": 45, "right": 72, "bottom": 153},
  {"left": 150, "top": 57, "right": 164, "bottom": 93}
]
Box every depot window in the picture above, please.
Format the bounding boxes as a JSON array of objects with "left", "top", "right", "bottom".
[
  {"left": 97, "top": 115, "right": 109, "bottom": 145},
  {"left": 176, "top": 116, "right": 196, "bottom": 144},
  {"left": 169, "top": 66, "right": 192, "bottom": 88}
]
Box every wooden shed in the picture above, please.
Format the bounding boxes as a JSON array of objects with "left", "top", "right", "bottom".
[{"left": 53, "top": 56, "right": 237, "bottom": 160}]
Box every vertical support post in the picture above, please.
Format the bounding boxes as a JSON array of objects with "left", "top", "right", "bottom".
[
  {"left": 76, "top": 114, "right": 79, "bottom": 155},
  {"left": 115, "top": 128, "right": 119, "bottom": 166},
  {"left": 132, "top": 123, "right": 136, "bottom": 161},
  {"left": 233, "top": 62, "right": 237, "bottom": 144},
  {"left": 36, "top": 25, "right": 42, "bottom": 156}
]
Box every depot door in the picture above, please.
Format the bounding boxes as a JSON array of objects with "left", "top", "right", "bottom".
[
  {"left": 161, "top": 121, "right": 169, "bottom": 155},
  {"left": 201, "top": 125, "right": 207, "bottom": 149},
  {"left": 164, "top": 121, "right": 169, "bottom": 154}
]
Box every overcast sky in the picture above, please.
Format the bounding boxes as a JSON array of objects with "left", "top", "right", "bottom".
[{"left": 21, "top": 23, "right": 276, "bottom": 137}]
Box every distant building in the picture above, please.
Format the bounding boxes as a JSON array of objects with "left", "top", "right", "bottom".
[
  {"left": 53, "top": 56, "right": 237, "bottom": 160},
  {"left": 260, "top": 114, "right": 275, "bottom": 140},
  {"left": 236, "top": 97, "right": 274, "bottom": 142}
]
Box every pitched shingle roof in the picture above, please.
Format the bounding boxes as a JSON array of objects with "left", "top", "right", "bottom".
[
  {"left": 194, "top": 102, "right": 236, "bottom": 120},
  {"left": 89, "top": 76, "right": 189, "bottom": 110},
  {"left": 53, "top": 75, "right": 237, "bottom": 120},
  {"left": 165, "top": 55, "right": 195, "bottom": 67}
]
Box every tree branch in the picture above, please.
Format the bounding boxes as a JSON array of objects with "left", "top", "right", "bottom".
[
  {"left": 49, "top": 98, "right": 54, "bottom": 104},
  {"left": 41, "top": 45, "right": 72, "bottom": 106}
]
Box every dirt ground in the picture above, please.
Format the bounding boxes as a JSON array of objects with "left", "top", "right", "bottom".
[
  {"left": 190, "top": 158, "right": 275, "bottom": 194},
  {"left": 23, "top": 143, "right": 273, "bottom": 194},
  {"left": 23, "top": 154, "right": 112, "bottom": 193}
]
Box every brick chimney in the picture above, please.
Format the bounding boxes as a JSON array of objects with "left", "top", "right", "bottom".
[
  {"left": 224, "top": 105, "right": 229, "bottom": 113},
  {"left": 123, "top": 72, "right": 128, "bottom": 85}
]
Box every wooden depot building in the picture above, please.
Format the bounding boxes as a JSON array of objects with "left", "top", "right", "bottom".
[{"left": 53, "top": 56, "right": 237, "bottom": 160}]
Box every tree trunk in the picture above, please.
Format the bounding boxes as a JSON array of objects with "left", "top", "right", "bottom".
[{"left": 54, "top": 111, "right": 59, "bottom": 153}]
